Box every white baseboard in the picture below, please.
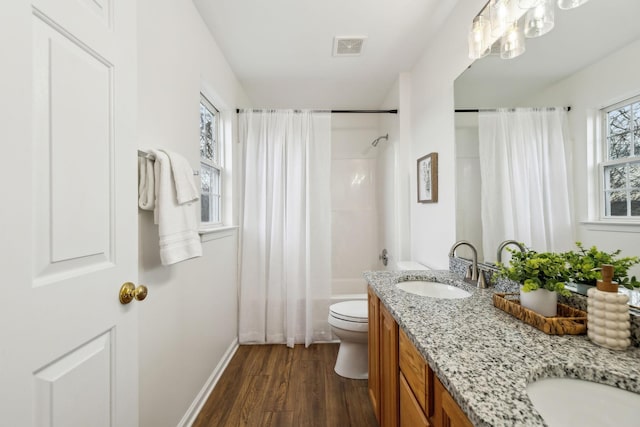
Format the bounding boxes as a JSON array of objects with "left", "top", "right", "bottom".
[{"left": 177, "top": 338, "right": 239, "bottom": 427}]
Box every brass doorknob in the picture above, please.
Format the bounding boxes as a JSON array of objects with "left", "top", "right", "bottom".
[{"left": 119, "top": 282, "right": 148, "bottom": 305}]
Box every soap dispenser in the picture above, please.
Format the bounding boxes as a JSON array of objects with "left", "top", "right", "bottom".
[{"left": 586, "top": 264, "right": 631, "bottom": 350}]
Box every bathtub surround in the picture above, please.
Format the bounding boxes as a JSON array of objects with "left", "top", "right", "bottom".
[
  {"left": 239, "top": 110, "right": 332, "bottom": 347},
  {"left": 331, "top": 114, "right": 383, "bottom": 296}
]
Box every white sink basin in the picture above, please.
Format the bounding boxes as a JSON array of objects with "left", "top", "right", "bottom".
[
  {"left": 527, "top": 377, "right": 640, "bottom": 427},
  {"left": 396, "top": 281, "right": 471, "bottom": 299}
]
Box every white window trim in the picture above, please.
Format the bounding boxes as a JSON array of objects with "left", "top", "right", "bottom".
[
  {"left": 197, "top": 83, "right": 236, "bottom": 234},
  {"left": 200, "top": 93, "right": 223, "bottom": 228},
  {"left": 594, "top": 96, "right": 640, "bottom": 224},
  {"left": 199, "top": 225, "right": 239, "bottom": 242}
]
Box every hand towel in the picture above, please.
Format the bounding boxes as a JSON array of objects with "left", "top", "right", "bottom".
[
  {"left": 149, "top": 149, "right": 202, "bottom": 265},
  {"left": 161, "top": 149, "right": 200, "bottom": 204},
  {"left": 138, "top": 156, "right": 155, "bottom": 210}
]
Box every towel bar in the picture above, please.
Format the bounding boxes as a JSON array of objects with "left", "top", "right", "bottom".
[{"left": 137, "top": 150, "right": 199, "bottom": 176}]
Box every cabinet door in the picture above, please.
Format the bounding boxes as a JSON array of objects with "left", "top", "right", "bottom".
[
  {"left": 368, "top": 286, "right": 381, "bottom": 422},
  {"left": 433, "top": 376, "right": 473, "bottom": 427},
  {"left": 380, "top": 303, "right": 399, "bottom": 427},
  {"left": 441, "top": 389, "right": 473, "bottom": 427},
  {"left": 400, "top": 373, "right": 430, "bottom": 427}
]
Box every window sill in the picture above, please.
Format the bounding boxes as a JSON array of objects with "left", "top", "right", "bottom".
[
  {"left": 580, "top": 220, "right": 640, "bottom": 233},
  {"left": 199, "top": 225, "right": 239, "bottom": 242}
]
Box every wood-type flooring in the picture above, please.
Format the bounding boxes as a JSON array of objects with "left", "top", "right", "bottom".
[{"left": 192, "top": 343, "right": 378, "bottom": 427}]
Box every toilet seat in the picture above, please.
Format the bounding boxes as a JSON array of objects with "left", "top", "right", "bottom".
[{"left": 329, "top": 300, "right": 368, "bottom": 323}]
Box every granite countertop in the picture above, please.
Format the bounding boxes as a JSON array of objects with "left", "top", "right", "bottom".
[{"left": 364, "top": 270, "right": 640, "bottom": 427}]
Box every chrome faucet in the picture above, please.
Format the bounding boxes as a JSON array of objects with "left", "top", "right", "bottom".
[
  {"left": 496, "top": 240, "right": 526, "bottom": 264},
  {"left": 448, "top": 240, "right": 487, "bottom": 288}
]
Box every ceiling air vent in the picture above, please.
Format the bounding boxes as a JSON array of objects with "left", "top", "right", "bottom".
[{"left": 333, "top": 36, "right": 366, "bottom": 56}]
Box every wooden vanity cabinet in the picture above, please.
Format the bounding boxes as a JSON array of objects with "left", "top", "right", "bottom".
[
  {"left": 368, "top": 286, "right": 398, "bottom": 427},
  {"left": 368, "top": 286, "right": 471, "bottom": 427},
  {"left": 398, "top": 328, "right": 472, "bottom": 427},
  {"left": 380, "top": 302, "right": 399, "bottom": 427},
  {"left": 434, "top": 376, "right": 473, "bottom": 427},
  {"left": 367, "top": 286, "right": 381, "bottom": 422},
  {"left": 399, "top": 372, "right": 429, "bottom": 427},
  {"left": 399, "top": 329, "right": 431, "bottom": 415}
]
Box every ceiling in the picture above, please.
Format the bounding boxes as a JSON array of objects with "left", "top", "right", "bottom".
[
  {"left": 192, "top": 0, "right": 459, "bottom": 109},
  {"left": 455, "top": 0, "right": 640, "bottom": 108}
]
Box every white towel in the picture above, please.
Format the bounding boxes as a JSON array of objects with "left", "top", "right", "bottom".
[
  {"left": 161, "top": 149, "right": 200, "bottom": 204},
  {"left": 147, "top": 149, "right": 202, "bottom": 265},
  {"left": 138, "top": 156, "right": 155, "bottom": 210}
]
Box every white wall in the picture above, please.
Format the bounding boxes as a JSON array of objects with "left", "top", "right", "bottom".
[
  {"left": 407, "top": 0, "right": 487, "bottom": 269},
  {"left": 137, "top": 1, "right": 249, "bottom": 426},
  {"left": 377, "top": 74, "right": 412, "bottom": 269},
  {"left": 525, "top": 38, "right": 640, "bottom": 278},
  {"left": 454, "top": 113, "right": 483, "bottom": 262},
  {"left": 331, "top": 114, "right": 381, "bottom": 294}
]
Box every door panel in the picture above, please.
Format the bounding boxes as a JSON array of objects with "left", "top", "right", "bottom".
[
  {"left": 34, "top": 331, "right": 113, "bottom": 427},
  {"left": 33, "top": 11, "right": 112, "bottom": 282},
  {"left": 0, "top": 0, "right": 138, "bottom": 426}
]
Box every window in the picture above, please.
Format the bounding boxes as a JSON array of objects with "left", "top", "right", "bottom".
[
  {"left": 601, "top": 97, "right": 640, "bottom": 218},
  {"left": 200, "top": 94, "right": 222, "bottom": 225}
]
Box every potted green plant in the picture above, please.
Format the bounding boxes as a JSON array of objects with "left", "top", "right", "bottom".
[
  {"left": 495, "top": 248, "right": 571, "bottom": 317},
  {"left": 562, "top": 242, "right": 640, "bottom": 295}
]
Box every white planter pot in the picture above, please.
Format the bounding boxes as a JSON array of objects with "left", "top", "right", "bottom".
[{"left": 520, "top": 288, "right": 558, "bottom": 317}]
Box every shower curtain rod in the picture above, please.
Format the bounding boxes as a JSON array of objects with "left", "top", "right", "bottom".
[
  {"left": 455, "top": 106, "right": 571, "bottom": 113},
  {"left": 235, "top": 108, "right": 398, "bottom": 114}
]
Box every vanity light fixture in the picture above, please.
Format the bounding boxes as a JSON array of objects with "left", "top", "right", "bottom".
[{"left": 468, "top": 0, "right": 590, "bottom": 60}]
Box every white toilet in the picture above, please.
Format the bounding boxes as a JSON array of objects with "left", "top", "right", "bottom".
[
  {"left": 328, "top": 261, "right": 427, "bottom": 379},
  {"left": 328, "top": 300, "right": 369, "bottom": 379}
]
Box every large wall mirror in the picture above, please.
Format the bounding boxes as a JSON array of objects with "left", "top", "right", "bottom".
[{"left": 453, "top": 0, "right": 640, "bottom": 278}]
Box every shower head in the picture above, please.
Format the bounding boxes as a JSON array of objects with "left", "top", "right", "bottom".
[{"left": 371, "top": 134, "right": 389, "bottom": 147}]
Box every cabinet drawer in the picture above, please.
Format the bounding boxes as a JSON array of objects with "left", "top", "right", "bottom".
[
  {"left": 399, "top": 329, "right": 426, "bottom": 412},
  {"left": 400, "top": 372, "right": 430, "bottom": 427}
]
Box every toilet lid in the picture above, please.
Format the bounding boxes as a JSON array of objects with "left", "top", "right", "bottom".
[{"left": 329, "top": 300, "right": 368, "bottom": 323}]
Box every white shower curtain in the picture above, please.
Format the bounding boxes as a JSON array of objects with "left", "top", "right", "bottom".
[
  {"left": 478, "top": 108, "right": 573, "bottom": 261},
  {"left": 238, "top": 110, "right": 332, "bottom": 348}
]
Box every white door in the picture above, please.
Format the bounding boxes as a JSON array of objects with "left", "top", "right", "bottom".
[{"left": 0, "top": 1, "right": 139, "bottom": 426}]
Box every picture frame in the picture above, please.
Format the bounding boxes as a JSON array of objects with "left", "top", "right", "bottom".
[{"left": 417, "top": 152, "right": 438, "bottom": 203}]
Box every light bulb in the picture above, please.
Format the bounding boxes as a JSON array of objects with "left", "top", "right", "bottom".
[
  {"left": 524, "top": 0, "right": 555, "bottom": 38},
  {"left": 500, "top": 22, "right": 525, "bottom": 59},
  {"left": 490, "top": 0, "right": 517, "bottom": 37},
  {"left": 468, "top": 15, "right": 491, "bottom": 59}
]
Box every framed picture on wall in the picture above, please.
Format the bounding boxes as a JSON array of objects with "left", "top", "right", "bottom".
[{"left": 417, "top": 152, "right": 438, "bottom": 203}]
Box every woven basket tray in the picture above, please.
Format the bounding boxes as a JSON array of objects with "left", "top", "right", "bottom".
[{"left": 492, "top": 293, "right": 588, "bottom": 335}]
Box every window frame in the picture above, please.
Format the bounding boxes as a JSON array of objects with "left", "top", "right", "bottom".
[
  {"left": 598, "top": 95, "right": 640, "bottom": 221},
  {"left": 199, "top": 93, "right": 223, "bottom": 227}
]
